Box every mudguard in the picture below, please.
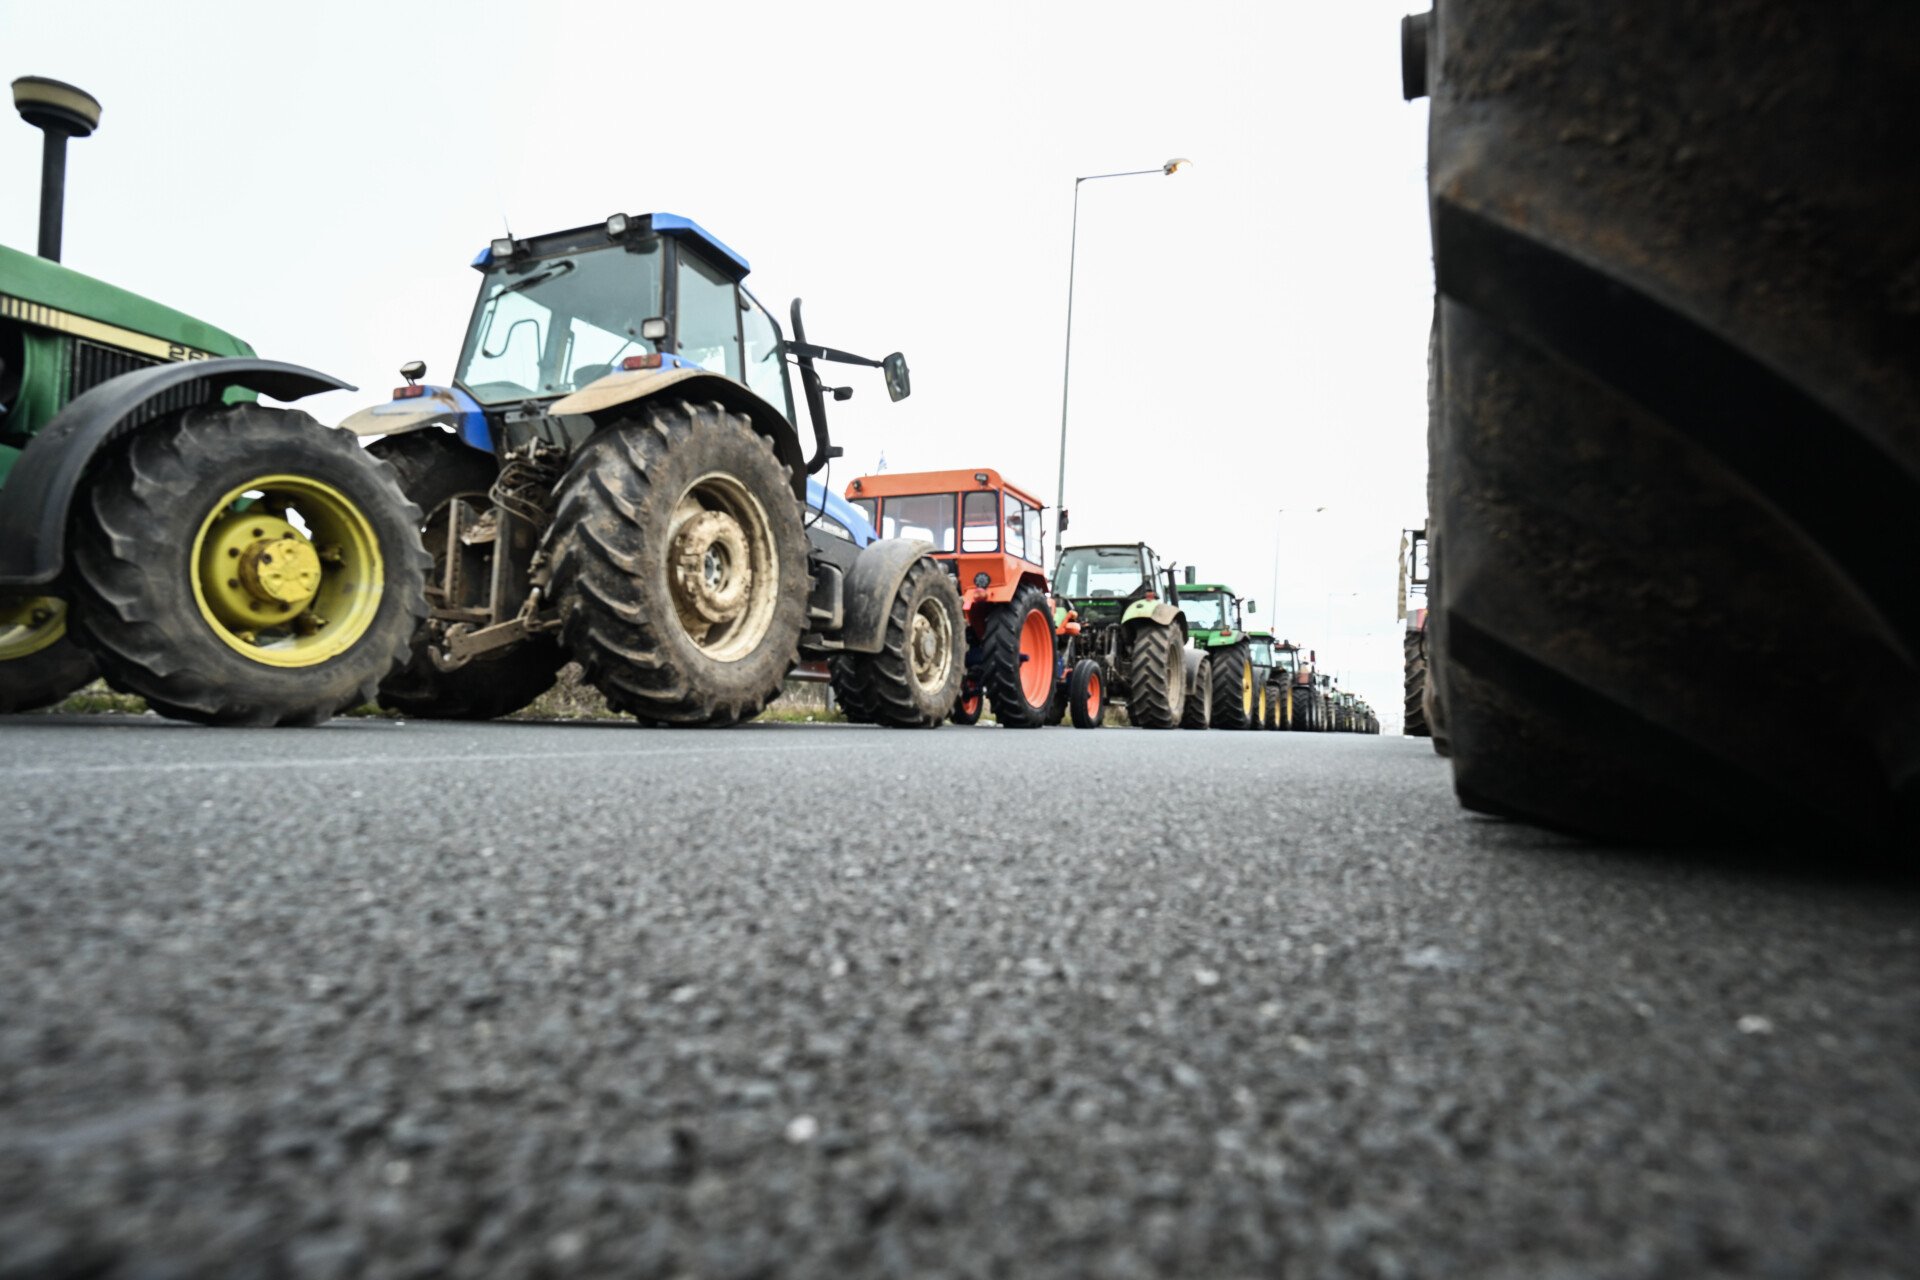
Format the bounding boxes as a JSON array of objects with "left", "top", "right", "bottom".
[
  {"left": 837, "top": 537, "right": 935, "bottom": 655},
  {"left": 550, "top": 366, "right": 810, "bottom": 500},
  {"left": 340, "top": 384, "right": 493, "bottom": 453},
  {"left": 1122, "top": 599, "right": 1184, "bottom": 631},
  {"left": 0, "top": 358, "right": 351, "bottom": 588}
]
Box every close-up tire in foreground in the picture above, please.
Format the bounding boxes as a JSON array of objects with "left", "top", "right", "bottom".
[
  {"left": 978, "top": 584, "right": 1055, "bottom": 729},
  {"left": 829, "top": 557, "right": 963, "bottom": 728},
  {"left": 1125, "top": 619, "right": 1185, "bottom": 730},
  {"left": 64, "top": 404, "right": 427, "bottom": 726},
  {"left": 1067, "top": 657, "right": 1105, "bottom": 729},
  {"left": 368, "top": 431, "right": 564, "bottom": 720},
  {"left": 0, "top": 597, "right": 98, "bottom": 713},
  {"left": 1418, "top": 2, "right": 1920, "bottom": 845},
  {"left": 546, "top": 400, "right": 808, "bottom": 726}
]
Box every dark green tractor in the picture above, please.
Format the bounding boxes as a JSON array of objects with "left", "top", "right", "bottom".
[
  {"left": 0, "top": 76, "right": 425, "bottom": 723},
  {"left": 1050, "top": 543, "right": 1190, "bottom": 730},
  {"left": 1175, "top": 570, "right": 1262, "bottom": 730}
]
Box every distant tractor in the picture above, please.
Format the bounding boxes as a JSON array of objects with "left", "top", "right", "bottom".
[
  {"left": 1051, "top": 542, "right": 1189, "bottom": 729},
  {"left": 1277, "top": 641, "right": 1324, "bottom": 731},
  {"left": 0, "top": 76, "right": 426, "bottom": 725},
  {"left": 1177, "top": 569, "right": 1262, "bottom": 729},
  {"left": 1399, "top": 527, "right": 1432, "bottom": 739},
  {"left": 844, "top": 468, "right": 1081, "bottom": 727},
  {"left": 1246, "top": 629, "right": 1286, "bottom": 729},
  {"left": 341, "top": 211, "right": 961, "bottom": 728}
]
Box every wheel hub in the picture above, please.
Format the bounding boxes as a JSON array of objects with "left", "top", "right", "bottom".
[
  {"left": 0, "top": 595, "right": 67, "bottom": 661},
  {"left": 910, "top": 601, "right": 952, "bottom": 690},
  {"left": 671, "top": 509, "right": 753, "bottom": 625},
  {"left": 199, "top": 512, "right": 327, "bottom": 634}
]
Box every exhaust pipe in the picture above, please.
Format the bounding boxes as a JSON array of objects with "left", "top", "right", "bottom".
[{"left": 12, "top": 77, "right": 102, "bottom": 264}]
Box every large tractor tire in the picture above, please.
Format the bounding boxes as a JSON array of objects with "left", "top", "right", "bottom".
[
  {"left": 1124, "top": 619, "right": 1185, "bottom": 730},
  {"left": 64, "top": 404, "right": 426, "bottom": 726},
  {"left": 1403, "top": 626, "right": 1430, "bottom": 738},
  {"left": 1418, "top": 2, "right": 1920, "bottom": 844},
  {"left": 546, "top": 400, "right": 807, "bottom": 726},
  {"left": 0, "top": 597, "right": 98, "bottom": 713},
  {"left": 977, "top": 584, "right": 1055, "bottom": 728},
  {"left": 1067, "top": 658, "right": 1106, "bottom": 729},
  {"left": 1180, "top": 651, "right": 1212, "bottom": 730},
  {"left": 1263, "top": 684, "right": 1282, "bottom": 731},
  {"left": 828, "top": 558, "right": 963, "bottom": 728},
  {"left": 367, "top": 431, "right": 564, "bottom": 719},
  {"left": 1290, "top": 685, "right": 1316, "bottom": 733},
  {"left": 1209, "top": 642, "right": 1255, "bottom": 730}
]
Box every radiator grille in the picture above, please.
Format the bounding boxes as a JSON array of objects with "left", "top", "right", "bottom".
[{"left": 70, "top": 339, "right": 161, "bottom": 399}]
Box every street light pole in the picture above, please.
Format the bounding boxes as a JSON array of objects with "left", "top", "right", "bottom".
[{"left": 1054, "top": 158, "right": 1190, "bottom": 570}]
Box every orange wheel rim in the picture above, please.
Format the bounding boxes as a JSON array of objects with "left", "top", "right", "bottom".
[
  {"left": 1018, "top": 609, "right": 1053, "bottom": 705},
  {"left": 962, "top": 692, "right": 981, "bottom": 714},
  {"left": 1087, "top": 672, "right": 1102, "bottom": 718}
]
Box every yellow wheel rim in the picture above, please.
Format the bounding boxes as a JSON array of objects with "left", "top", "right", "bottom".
[
  {"left": 0, "top": 595, "right": 68, "bottom": 661},
  {"left": 1241, "top": 660, "right": 1253, "bottom": 714},
  {"left": 190, "top": 474, "right": 384, "bottom": 668}
]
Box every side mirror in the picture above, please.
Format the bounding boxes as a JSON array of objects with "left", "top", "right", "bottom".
[
  {"left": 882, "top": 352, "right": 911, "bottom": 402},
  {"left": 399, "top": 360, "right": 426, "bottom": 384},
  {"left": 1245, "top": 599, "right": 1258, "bottom": 615},
  {"left": 831, "top": 386, "right": 854, "bottom": 402}
]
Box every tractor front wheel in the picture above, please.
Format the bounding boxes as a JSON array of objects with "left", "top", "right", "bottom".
[
  {"left": 0, "top": 597, "right": 98, "bottom": 713},
  {"left": 546, "top": 400, "right": 808, "bottom": 725},
  {"left": 64, "top": 404, "right": 427, "bottom": 726},
  {"left": 1068, "top": 657, "right": 1106, "bottom": 729},
  {"left": 368, "top": 431, "right": 564, "bottom": 719},
  {"left": 1180, "top": 650, "right": 1211, "bottom": 730},
  {"left": 828, "top": 557, "right": 964, "bottom": 727},
  {"left": 949, "top": 687, "right": 984, "bottom": 725},
  {"left": 1209, "top": 643, "right": 1254, "bottom": 730},
  {"left": 1124, "top": 619, "right": 1184, "bottom": 730},
  {"left": 978, "top": 584, "right": 1055, "bottom": 728}
]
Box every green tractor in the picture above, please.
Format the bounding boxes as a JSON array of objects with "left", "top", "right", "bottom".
[
  {"left": 1175, "top": 569, "right": 1264, "bottom": 730},
  {"left": 1246, "top": 629, "right": 1287, "bottom": 730},
  {"left": 0, "top": 77, "right": 425, "bottom": 723},
  {"left": 1050, "top": 543, "right": 1190, "bottom": 730}
]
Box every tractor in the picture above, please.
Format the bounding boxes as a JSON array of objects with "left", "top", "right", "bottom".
[
  {"left": 339, "top": 211, "right": 962, "bottom": 728},
  {"left": 1246, "top": 629, "right": 1286, "bottom": 730},
  {"left": 843, "top": 468, "right": 1085, "bottom": 727},
  {"left": 1176, "top": 569, "right": 1263, "bottom": 729},
  {"left": 0, "top": 76, "right": 426, "bottom": 725},
  {"left": 1050, "top": 542, "right": 1190, "bottom": 730}
]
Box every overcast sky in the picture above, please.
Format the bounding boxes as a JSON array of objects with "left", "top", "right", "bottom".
[{"left": 3, "top": 0, "right": 1434, "bottom": 728}]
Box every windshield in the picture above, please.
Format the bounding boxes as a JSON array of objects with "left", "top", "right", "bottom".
[
  {"left": 1055, "top": 547, "right": 1146, "bottom": 599},
  {"left": 880, "top": 494, "right": 957, "bottom": 552},
  {"left": 1250, "top": 640, "right": 1272, "bottom": 666},
  {"left": 1275, "top": 649, "right": 1299, "bottom": 673},
  {"left": 1180, "top": 592, "right": 1229, "bottom": 630},
  {"left": 456, "top": 243, "right": 663, "bottom": 404}
]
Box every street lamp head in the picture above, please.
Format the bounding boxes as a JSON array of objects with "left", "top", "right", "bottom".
[{"left": 1163, "top": 157, "right": 1192, "bottom": 175}]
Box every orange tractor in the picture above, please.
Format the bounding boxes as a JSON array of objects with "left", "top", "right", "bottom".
[{"left": 847, "top": 469, "right": 1094, "bottom": 727}]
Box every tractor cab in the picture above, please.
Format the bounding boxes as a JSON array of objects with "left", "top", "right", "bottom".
[
  {"left": 1054, "top": 543, "right": 1168, "bottom": 621},
  {"left": 1178, "top": 583, "right": 1246, "bottom": 644},
  {"left": 842, "top": 468, "right": 1049, "bottom": 611}
]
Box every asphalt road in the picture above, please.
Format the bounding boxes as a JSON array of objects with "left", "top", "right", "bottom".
[{"left": 2, "top": 714, "right": 1916, "bottom": 1280}]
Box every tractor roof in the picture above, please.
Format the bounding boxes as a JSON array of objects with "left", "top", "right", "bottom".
[
  {"left": 1245, "top": 628, "right": 1275, "bottom": 641},
  {"left": 1182, "top": 582, "right": 1235, "bottom": 594},
  {"left": 0, "top": 241, "right": 252, "bottom": 359},
  {"left": 473, "top": 212, "right": 751, "bottom": 281},
  {"left": 846, "top": 467, "right": 1045, "bottom": 510}
]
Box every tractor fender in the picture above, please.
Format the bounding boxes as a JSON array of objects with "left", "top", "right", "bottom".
[
  {"left": 0, "top": 357, "right": 352, "bottom": 589},
  {"left": 550, "top": 366, "right": 810, "bottom": 501},
  {"left": 340, "top": 384, "right": 493, "bottom": 453},
  {"left": 836, "top": 537, "right": 935, "bottom": 655},
  {"left": 1121, "top": 599, "right": 1185, "bottom": 632}
]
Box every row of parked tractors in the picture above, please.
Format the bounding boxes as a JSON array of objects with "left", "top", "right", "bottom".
[
  {"left": 0, "top": 75, "right": 1375, "bottom": 735},
  {"left": 842, "top": 471, "right": 1377, "bottom": 732}
]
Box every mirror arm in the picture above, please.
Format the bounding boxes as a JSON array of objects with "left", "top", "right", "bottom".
[
  {"left": 787, "top": 299, "right": 840, "bottom": 474},
  {"left": 782, "top": 340, "right": 884, "bottom": 369}
]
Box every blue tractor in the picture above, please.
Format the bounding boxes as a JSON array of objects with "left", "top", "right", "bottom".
[{"left": 340, "top": 212, "right": 963, "bottom": 727}]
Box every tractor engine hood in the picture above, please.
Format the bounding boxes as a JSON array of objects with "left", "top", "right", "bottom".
[{"left": 0, "top": 241, "right": 251, "bottom": 361}]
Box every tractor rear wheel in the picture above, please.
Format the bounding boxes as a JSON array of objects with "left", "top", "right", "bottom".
[
  {"left": 828, "top": 557, "right": 963, "bottom": 728},
  {"left": 978, "top": 584, "right": 1054, "bottom": 728},
  {"left": 1124, "top": 619, "right": 1184, "bottom": 730},
  {"left": 1251, "top": 682, "right": 1267, "bottom": 731},
  {"left": 1180, "top": 651, "right": 1212, "bottom": 730},
  {"left": 1422, "top": 1, "right": 1920, "bottom": 844},
  {"left": 1262, "top": 684, "right": 1280, "bottom": 731},
  {"left": 0, "top": 597, "right": 98, "bottom": 713},
  {"left": 1289, "top": 685, "right": 1314, "bottom": 732},
  {"left": 368, "top": 432, "right": 564, "bottom": 719},
  {"left": 949, "top": 688, "right": 983, "bottom": 725},
  {"left": 64, "top": 404, "right": 427, "bottom": 726},
  {"left": 1403, "top": 627, "right": 1430, "bottom": 738},
  {"left": 1209, "top": 643, "right": 1254, "bottom": 730},
  {"left": 546, "top": 400, "right": 808, "bottom": 726},
  {"left": 1068, "top": 657, "right": 1106, "bottom": 729}
]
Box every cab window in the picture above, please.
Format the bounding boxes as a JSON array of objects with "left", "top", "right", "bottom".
[
  {"left": 740, "top": 290, "right": 790, "bottom": 419},
  {"left": 961, "top": 491, "right": 998, "bottom": 552},
  {"left": 849, "top": 496, "right": 877, "bottom": 528},
  {"left": 1004, "top": 495, "right": 1029, "bottom": 561},
  {"left": 675, "top": 250, "right": 742, "bottom": 379},
  {"left": 880, "top": 494, "right": 957, "bottom": 552}
]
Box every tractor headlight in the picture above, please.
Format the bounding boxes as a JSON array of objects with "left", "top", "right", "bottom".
[
  {"left": 606, "top": 213, "right": 630, "bottom": 239},
  {"left": 490, "top": 237, "right": 517, "bottom": 261},
  {"left": 974, "top": 572, "right": 990, "bottom": 588}
]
